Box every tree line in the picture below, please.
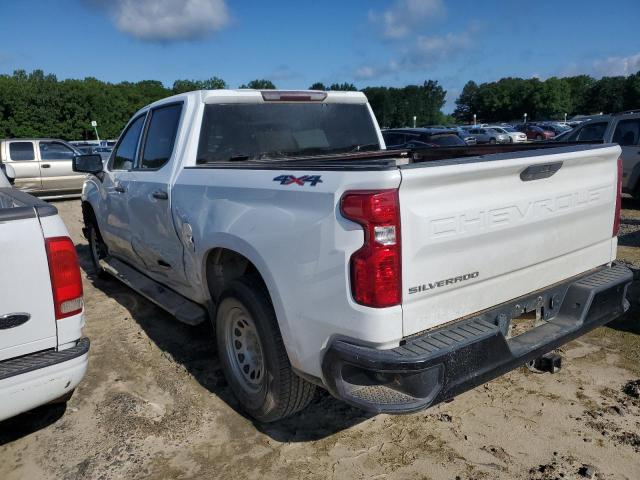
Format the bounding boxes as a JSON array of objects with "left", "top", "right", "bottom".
[
  {"left": 454, "top": 72, "right": 640, "bottom": 123},
  {"left": 0, "top": 68, "right": 638, "bottom": 140}
]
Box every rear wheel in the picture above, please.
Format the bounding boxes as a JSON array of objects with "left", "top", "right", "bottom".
[
  {"left": 489, "top": 138, "right": 496, "bottom": 144},
  {"left": 536, "top": 134, "right": 543, "bottom": 141},
  {"left": 216, "top": 277, "right": 316, "bottom": 422}
]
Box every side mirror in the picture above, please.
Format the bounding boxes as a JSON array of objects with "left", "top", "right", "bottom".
[
  {"left": 1, "top": 163, "right": 15, "bottom": 185},
  {"left": 73, "top": 154, "right": 103, "bottom": 174}
]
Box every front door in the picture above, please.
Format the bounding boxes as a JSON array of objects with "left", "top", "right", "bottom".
[
  {"left": 127, "top": 103, "right": 187, "bottom": 288},
  {"left": 37, "top": 140, "right": 86, "bottom": 193},
  {"left": 100, "top": 113, "right": 146, "bottom": 262},
  {"left": 5, "top": 141, "right": 42, "bottom": 192}
]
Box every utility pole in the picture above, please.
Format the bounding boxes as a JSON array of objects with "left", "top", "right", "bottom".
[{"left": 91, "top": 120, "right": 100, "bottom": 144}]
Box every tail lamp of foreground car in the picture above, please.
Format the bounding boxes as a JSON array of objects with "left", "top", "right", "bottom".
[
  {"left": 45, "top": 236, "right": 83, "bottom": 319},
  {"left": 341, "top": 189, "right": 401, "bottom": 308},
  {"left": 613, "top": 156, "right": 623, "bottom": 237}
]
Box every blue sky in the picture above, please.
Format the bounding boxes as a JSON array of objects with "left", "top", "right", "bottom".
[{"left": 0, "top": 0, "right": 638, "bottom": 111}]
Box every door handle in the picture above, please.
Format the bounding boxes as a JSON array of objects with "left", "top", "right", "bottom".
[
  {"left": 152, "top": 190, "right": 168, "bottom": 200},
  {"left": 114, "top": 185, "right": 126, "bottom": 193},
  {"left": 41, "top": 164, "right": 50, "bottom": 168},
  {"left": 0, "top": 312, "right": 31, "bottom": 329}
]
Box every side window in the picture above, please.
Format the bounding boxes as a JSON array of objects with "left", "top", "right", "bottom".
[
  {"left": 39, "top": 141, "right": 75, "bottom": 160},
  {"left": 612, "top": 119, "right": 640, "bottom": 146},
  {"left": 382, "top": 133, "right": 403, "bottom": 146},
  {"left": 576, "top": 122, "right": 607, "bottom": 142},
  {"left": 139, "top": 103, "right": 182, "bottom": 170},
  {"left": 111, "top": 115, "right": 146, "bottom": 171},
  {"left": 9, "top": 142, "right": 35, "bottom": 161}
]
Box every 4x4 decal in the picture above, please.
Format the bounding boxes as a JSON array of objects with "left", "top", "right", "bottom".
[{"left": 273, "top": 174, "right": 323, "bottom": 186}]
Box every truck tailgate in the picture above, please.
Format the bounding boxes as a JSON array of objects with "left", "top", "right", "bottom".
[
  {"left": 399, "top": 144, "right": 620, "bottom": 336},
  {"left": 0, "top": 189, "right": 57, "bottom": 360}
]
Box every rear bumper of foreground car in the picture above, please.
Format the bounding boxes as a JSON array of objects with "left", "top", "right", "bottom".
[
  {"left": 0, "top": 338, "right": 90, "bottom": 421},
  {"left": 322, "top": 264, "right": 632, "bottom": 414}
]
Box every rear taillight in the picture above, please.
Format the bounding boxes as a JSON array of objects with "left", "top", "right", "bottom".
[
  {"left": 45, "top": 236, "right": 83, "bottom": 319},
  {"left": 341, "top": 189, "right": 401, "bottom": 308},
  {"left": 613, "top": 156, "right": 622, "bottom": 237}
]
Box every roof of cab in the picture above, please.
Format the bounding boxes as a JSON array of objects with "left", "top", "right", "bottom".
[{"left": 146, "top": 89, "right": 367, "bottom": 107}]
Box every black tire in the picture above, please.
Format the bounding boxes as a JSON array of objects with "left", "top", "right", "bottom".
[
  {"left": 489, "top": 138, "right": 496, "bottom": 144},
  {"left": 87, "top": 219, "right": 109, "bottom": 278},
  {"left": 216, "top": 277, "right": 316, "bottom": 422},
  {"left": 536, "top": 134, "right": 543, "bottom": 141}
]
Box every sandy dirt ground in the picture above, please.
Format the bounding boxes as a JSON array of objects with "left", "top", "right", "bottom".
[{"left": 1, "top": 198, "right": 640, "bottom": 480}]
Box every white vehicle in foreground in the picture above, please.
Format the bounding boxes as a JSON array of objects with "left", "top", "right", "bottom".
[
  {"left": 75, "top": 89, "right": 631, "bottom": 422},
  {"left": 0, "top": 167, "right": 88, "bottom": 422}
]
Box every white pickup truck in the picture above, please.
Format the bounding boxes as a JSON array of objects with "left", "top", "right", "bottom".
[
  {"left": 0, "top": 169, "right": 88, "bottom": 422},
  {"left": 74, "top": 89, "right": 631, "bottom": 422}
]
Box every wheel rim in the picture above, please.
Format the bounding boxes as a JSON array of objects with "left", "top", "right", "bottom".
[{"left": 223, "top": 302, "right": 265, "bottom": 393}]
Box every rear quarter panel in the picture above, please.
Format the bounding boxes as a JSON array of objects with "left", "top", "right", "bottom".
[{"left": 172, "top": 166, "right": 402, "bottom": 378}]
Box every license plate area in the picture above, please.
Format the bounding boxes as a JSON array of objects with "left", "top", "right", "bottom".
[{"left": 506, "top": 309, "right": 544, "bottom": 339}]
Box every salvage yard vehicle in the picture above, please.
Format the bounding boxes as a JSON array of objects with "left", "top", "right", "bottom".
[
  {"left": 487, "top": 126, "right": 528, "bottom": 143},
  {"left": 382, "top": 128, "right": 467, "bottom": 149},
  {"left": 0, "top": 138, "right": 86, "bottom": 199},
  {"left": 0, "top": 168, "right": 88, "bottom": 422},
  {"left": 561, "top": 111, "right": 640, "bottom": 198},
  {"left": 74, "top": 89, "right": 631, "bottom": 422}
]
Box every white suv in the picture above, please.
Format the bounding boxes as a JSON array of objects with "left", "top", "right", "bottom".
[{"left": 564, "top": 111, "right": 640, "bottom": 197}]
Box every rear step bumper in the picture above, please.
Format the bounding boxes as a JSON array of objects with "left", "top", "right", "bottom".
[{"left": 322, "top": 263, "right": 632, "bottom": 413}]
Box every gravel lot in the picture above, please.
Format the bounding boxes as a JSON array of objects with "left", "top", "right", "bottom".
[{"left": 1, "top": 198, "right": 639, "bottom": 480}]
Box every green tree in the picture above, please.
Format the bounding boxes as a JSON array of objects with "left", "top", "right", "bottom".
[
  {"left": 329, "top": 82, "right": 357, "bottom": 91},
  {"left": 309, "top": 82, "right": 327, "bottom": 90},
  {"left": 453, "top": 81, "right": 479, "bottom": 122},
  {"left": 172, "top": 76, "right": 226, "bottom": 93},
  {"left": 240, "top": 79, "right": 276, "bottom": 89},
  {"left": 586, "top": 76, "right": 626, "bottom": 114},
  {"left": 623, "top": 71, "right": 640, "bottom": 111},
  {"left": 565, "top": 75, "right": 595, "bottom": 114}
]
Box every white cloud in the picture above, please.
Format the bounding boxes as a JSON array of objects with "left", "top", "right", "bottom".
[
  {"left": 592, "top": 53, "right": 640, "bottom": 77},
  {"left": 353, "top": 28, "right": 475, "bottom": 80},
  {"left": 406, "top": 31, "right": 472, "bottom": 67},
  {"left": 354, "top": 65, "right": 383, "bottom": 80},
  {"left": 89, "top": 0, "right": 230, "bottom": 42},
  {"left": 369, "top": 0, "right": 445, "bottom": 39},
  {"left": 561, "top": 52, "right": 640, "bottom": 78}
]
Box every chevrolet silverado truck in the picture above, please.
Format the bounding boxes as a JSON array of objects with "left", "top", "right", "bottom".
[
  {"left": 74, "top": 89, "right": 631, "bottom": 422},
  {"left": 0, "top": 168, "right": 88, "bottom": 422}
]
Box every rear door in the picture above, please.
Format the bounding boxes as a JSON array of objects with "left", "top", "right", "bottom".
[
  {"left": 0, "top": 190, "right": 57, "bottom": 360},
  {"left": 5, "top": 141, "right": 42, "bottom": 192},
  {"left": 37, "top": 140, "right": 85, "bottom": 192},
  {"left": 611, "top": 117, "right": 640, "bottom": 191},
  {"left": 399, "top": 145, "right": 620, "bottom": 336}
]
